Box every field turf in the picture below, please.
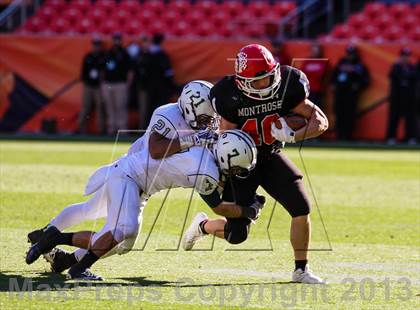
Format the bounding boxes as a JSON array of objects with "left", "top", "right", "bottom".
[{"left": 0, "top": 140, "right": 419, "bottom": 309}]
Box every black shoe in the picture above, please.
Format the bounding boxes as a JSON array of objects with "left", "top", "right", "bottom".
[
  {"left": 25, "top": 226, "right": 61, "bottom": 264},
  {"left": 44, "top": 248, "right": 77, "bottom": 273},
  {"left": 66, "top": 268, "right": 103, "bottom": 281},
  {"left": 27, "top": 226, "right": 47, "bottom": 244},
  {"left": 255, "top": 193, "right": 266, "bottom": 205}
]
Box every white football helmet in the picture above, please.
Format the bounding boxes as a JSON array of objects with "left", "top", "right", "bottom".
[
  {"left": 178, "top": 80, "right": 217, "bottom": 130},
  {"left": 214, "top": 130, "right": 257, "bottom": 178}
]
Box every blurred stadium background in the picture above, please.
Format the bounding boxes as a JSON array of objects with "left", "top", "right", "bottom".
[{"left": 0, "top": 0, "right": 419, "bottom": 142}]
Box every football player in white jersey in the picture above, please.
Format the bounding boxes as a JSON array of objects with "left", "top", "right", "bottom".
[{"left": 25, "top": 81, "right": 263, "bottom": 280}]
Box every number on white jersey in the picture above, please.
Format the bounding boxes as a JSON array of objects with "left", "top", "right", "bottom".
[{"left": 149, "top": 113, "right": 176, "bottom": 138}]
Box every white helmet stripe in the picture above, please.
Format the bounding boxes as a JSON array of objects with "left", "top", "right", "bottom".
[{"left": 222, "top": 130, "right": 257, "bottom": 167}]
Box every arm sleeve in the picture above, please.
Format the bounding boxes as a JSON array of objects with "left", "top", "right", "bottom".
[
  {"left": 199, "top": 190, "right": 222, "bottom": 208},
  {"left": 292, "top": 67, "right": 310, "bottom": 99},
  {"left": 192, "top": 174, "right": 222, "bottom": 208}
]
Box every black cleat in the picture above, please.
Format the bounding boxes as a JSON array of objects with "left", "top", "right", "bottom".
[
  {"left": 27, "top": 228, "right": 44, "bottom": 244},
  {"left": 66, "top": 268, "right": 103, "bottom": 281},
  {"left": 44, "top": 248, "right": 77, "bottom": 273},
  {"left": 255, "top": 193, "right": 266, "bottom": 205},
  {"left": 25, "top": 226, "right": 61, "bottom": 264}
]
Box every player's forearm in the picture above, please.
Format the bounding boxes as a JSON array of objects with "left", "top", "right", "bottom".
[
  {"left": 148, "top": 136, "right": 181, "bottom": 159},
  {"left": 294, "top": 109, "right": 329, "bottom": 141}
]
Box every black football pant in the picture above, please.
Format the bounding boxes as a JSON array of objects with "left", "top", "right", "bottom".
[{"left": 222, "top": 151, "right": 311, "bottom": 244}]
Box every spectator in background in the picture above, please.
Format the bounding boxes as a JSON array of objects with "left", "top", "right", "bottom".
[
  {"left": 133, "top": 34, "right": 152, "bottom": 130},
  {"left": 126, "top": 38, "right": 141, "bottom": 60},
  {"left": 101, "top": 32, "right": 133, "bottom": 135},
  {"left": 332, "top": 45, "right": 369, "bottom": 140},
  {"left": 416, "top": 60, "right": 420, "bottom": 142},
  {"left": 78, "top": 36, "right": 105, "bottom": 134},
  {"left": 300, "top": 43, "right": 328, "bottom": 108},
  {"left": 271, "top": 38, "right": 285, "bottom": 64},
  {"left": 142, "top": 33, "right": 174, "bottom": 127},
  {"left": 386, "top": 48, "right": 417, "bottom": 145},
  {"left": 126, "top": 36, "right": 142, "bottom": 113}
]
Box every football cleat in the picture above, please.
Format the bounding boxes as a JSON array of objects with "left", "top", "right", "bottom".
[
  {"left": 27, "top": 227, "right": 46, "bottom": 244},
  {"left": 66, "top": 268, "right": 103, "bottom": 281},
  {"left": 44, "top": 248, "right": 77, "bottom": 273},
  {"left": 182, "top": 212, "right": 208, "bottom": 251},
  {"left": 25, "top": 225, "right": 61, "bottom": 264},
  {"left": 292, "top": 265, "right": 326, "bottom": 284}
]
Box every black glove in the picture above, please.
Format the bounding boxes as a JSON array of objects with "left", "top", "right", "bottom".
[{"left": 243, "top": 193, "right": 266, "bottom": 221}]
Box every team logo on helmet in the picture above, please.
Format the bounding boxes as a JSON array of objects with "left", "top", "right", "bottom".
[
  {"left": 260, "top": 46, "right": 275, "bottom": 67},
  {"left": 235, "top": 52, "right": 248, "bottom": 74}
]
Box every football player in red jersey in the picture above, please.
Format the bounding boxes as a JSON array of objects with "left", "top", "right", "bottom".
[{"left": 185, "top": 44, "right": 329, "bottom": 284}]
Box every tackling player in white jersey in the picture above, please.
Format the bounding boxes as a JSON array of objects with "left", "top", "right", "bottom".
[{"left": 25, "top": 81, "right": 263, "bottom": 280}]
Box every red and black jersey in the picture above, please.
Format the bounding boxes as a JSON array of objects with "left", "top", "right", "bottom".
[{"left": 210, "top": 65, "right": 309, "bottom": 153}]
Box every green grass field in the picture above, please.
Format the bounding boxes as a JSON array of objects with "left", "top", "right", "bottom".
[{"left": 0, "top": 141, "right": 419, "bottom": 309}]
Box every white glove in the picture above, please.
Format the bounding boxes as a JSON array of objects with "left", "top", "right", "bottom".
[
  {"left": 179, "top": 129, "right": 217, "bottom": 150},
  {"left": 271, "top": 118, "right": 296, "bottom": 143}
]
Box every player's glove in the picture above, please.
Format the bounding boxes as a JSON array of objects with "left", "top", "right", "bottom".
[
  {"left": 243, "top": 193, "right": 266, "bottom": 222},
  {"left": 179, "top": 129, "right": 218, "bottom": 150},
  {"left": 271, "top": 140, "right": 286, "bottom": 154},
  {"left": 271, "top": 118, "right": 296, "bottom": 143}
]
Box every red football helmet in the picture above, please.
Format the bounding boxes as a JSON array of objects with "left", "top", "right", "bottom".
[{"left": 234, "top": 44, "right": 281, "bottom": 100}]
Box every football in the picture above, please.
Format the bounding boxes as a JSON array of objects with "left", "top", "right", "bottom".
[{"left": 274, "top": 115, "right": 308, "bottom": 131}]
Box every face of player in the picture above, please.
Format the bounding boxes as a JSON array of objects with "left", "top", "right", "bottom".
[
  {"left": 228, "top": 166, "right": 250, "bottom": 178},
  {"left": 251, "top": 76, "right": 271, "bottom": 90},
  {"left": 196, "top": 114, "right": 215, "bottom": 130}
]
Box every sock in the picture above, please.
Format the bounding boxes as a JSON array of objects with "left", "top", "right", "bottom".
[
  {"left": 70, "top": 250, "right": 99, "bottom": 273},
  {"left": 65, "top": 253, "right": 78, "bottom": 267},
  {"left": 39, "top": 226, "right": 73, "bottom": 248},
  {"left": 199, "top": 220, "right": 209, "bottom": 235},
  {"left": 295, "top": 260, "right": 308, "bottom": 271},
  {"left": 56, "top": 232, "right": 74, "bottom": 246}
]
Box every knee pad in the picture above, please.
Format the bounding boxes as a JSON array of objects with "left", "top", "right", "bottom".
[
  {"left": 115, "top": 235, "right": 137, "bottom": 255},
  {"left": 224, "top": 221, "right": 250, "bottom": 245},
  {"left": 113, "top": 223, "right": 139, "bottom": 242},
  {"left": 100, "top": 235, "right": 137, "bottom": 258},
  {"left": 114, "top": 222, "right": 140, "bottom": 255},
  {"left": 101, "top": 226, "right": 139, "bottom": 258}
]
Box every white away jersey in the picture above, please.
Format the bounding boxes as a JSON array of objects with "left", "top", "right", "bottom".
[
  {"left": 128, "top": 103, "right": 194, "bottom": 155},
  {"left": 120, "top": 103, "right": 220, "bottom": 198}
]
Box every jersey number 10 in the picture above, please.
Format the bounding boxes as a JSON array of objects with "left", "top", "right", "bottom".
[{"left": 241, "top": 113, "right": 280, "bottom": 145}]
